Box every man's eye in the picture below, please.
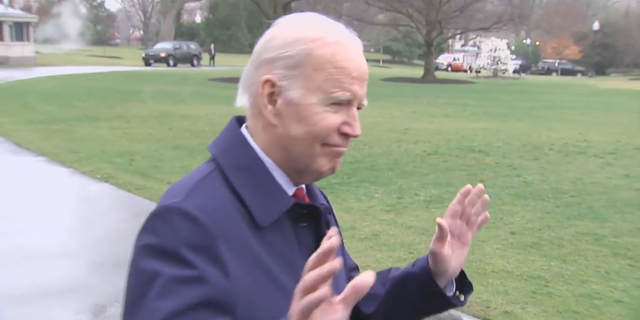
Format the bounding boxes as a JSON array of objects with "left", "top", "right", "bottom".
[{"left": 332, "top": 101, "right": 351, "bottom": 107}]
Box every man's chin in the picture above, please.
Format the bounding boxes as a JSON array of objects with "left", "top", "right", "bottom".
[{"left": 314, "top": 161, "right": 342, "bottom": 181}]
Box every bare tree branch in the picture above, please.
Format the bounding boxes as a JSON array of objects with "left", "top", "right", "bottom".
[
  {"left": 248, "top": 0, "right": 303, "bottom": 21},
  {"left": 340, "top": 0, "right": 517, "bottom": 80},
  {"left": 116, "top": 0, "right": 160, "bottom": 45}
]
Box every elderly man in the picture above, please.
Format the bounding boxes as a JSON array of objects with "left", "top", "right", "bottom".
[{"left": 123, "top": 12, "right": 490, "bottom": 320}]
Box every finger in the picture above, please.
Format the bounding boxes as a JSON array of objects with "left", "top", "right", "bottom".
[
  {"left": 472, "top": 211, "right": 490, "bottom": 234},
  {"left": 321, "top": 227, "right": 339, "bottom": 245},
  {"left": 302, "top": 234, "right": 341, "bottom": 276},
  {"left": 446, "top": 184, "right": 472, "bottom": 219},
  {"left": 296, "top": 257, "right": 343, "bottom": 299},
  {"left": 294, "top": 284, "right": 333, "bottom": 320},
  {"left": 336, "top": 270, "right": 376, "bottom": 309},
  {"left": 467, "top": 194, "right": 489, "bottom": 226},
  {"left": 464, "top": 184, "right": 485, "bottom": 210},
  {"left": 430, "top": 218, "right": 450, "bottom": 252},
  {"left": 462, "top": 184, "right": 485, "bottom": 222}
]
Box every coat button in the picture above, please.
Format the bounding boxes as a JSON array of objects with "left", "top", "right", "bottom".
[{"left": 295, "top": 211, "right": 311, "bottom": 226}]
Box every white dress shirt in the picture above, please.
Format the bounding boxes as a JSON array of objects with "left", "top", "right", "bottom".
[{"left": 240, "top": 124, "right": 456, "bottom": 296}]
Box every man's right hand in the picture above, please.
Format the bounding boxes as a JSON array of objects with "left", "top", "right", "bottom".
[{"left": 288, "top": 227, "right": 376, "bottom": 320}]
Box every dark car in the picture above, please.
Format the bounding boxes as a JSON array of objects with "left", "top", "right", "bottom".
[
  {"left": 511, "top": 57, "right": 532, "bottom": 75},
  {"left": 142, "top": 41, "right": 202, "bottom": 67},
  {"left": 534, "top": 60, "right": 586, "bottom": 76}
]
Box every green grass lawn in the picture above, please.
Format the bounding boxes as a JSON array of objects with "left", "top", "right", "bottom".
[
  {"left": 33, "top": 45, "right": 396, "bottom": 68},
  {"left": 34, "top": 45, "right": 251, "bottom": 67},
  {"left": 0, "top": 66, "right": 639, "bottom": 320}
]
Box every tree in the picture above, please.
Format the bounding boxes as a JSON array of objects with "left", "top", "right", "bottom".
[
  {"left": 116, "top": 0, "right": 159, "bottom": 46},
  {"left": 176, "top": 0, "right": 268, "bottom": 53},
  {"left": 533, "top": 0, "right": 587, "bottom": 41},
  {"left": 382, "top": 29, "right": 423, "bottom": 62},
  {"left": 476, "top": 37, "right": 512, "bottom": 76},
  {"left": 571, "top": 4, "right": 640, "bottom": 75},
  {"left": 248, "top": 0, "right": 302, "bottom": 21},
  {"left": 156, "top": 0, "right": 201, "bottom": 42},
  {"left": 543, "top": 36, "right": 582, "bottom": 60},
  {"left": 512, "top": 37, "right": 541, "bottom": 64},
  {"left": 510, "top": 0, "right": 543, "bottom": 39},
  {"left": 84, "top": 0, "right": 118, "bottom": 46},
  {"left": 346, "top": 0, "right": 516, "bottom": 80}
]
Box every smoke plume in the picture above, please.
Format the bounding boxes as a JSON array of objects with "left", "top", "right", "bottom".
[{"left": 34, "top": 0, "right": 87, "bottom": 52}]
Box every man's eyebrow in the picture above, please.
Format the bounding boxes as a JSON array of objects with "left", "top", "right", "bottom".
[{"left": 324, "top": 93, "right": 368, "bottom": 108}]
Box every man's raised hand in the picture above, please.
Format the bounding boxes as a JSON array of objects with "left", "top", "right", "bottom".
[
  {"left": 289, "top": 227, "right": 376, "bottom": 320},
  {"left": 428, "top": 184, "right": 491, "bottom": 287}
]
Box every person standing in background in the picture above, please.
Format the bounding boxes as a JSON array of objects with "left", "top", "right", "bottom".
[{"left": 209, "top": 42, "right": 216, "bottom": 66}]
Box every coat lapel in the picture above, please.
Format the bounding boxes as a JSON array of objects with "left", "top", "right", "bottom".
[{"left": 306, "top": 184, "right": 349, "bottom": 295}]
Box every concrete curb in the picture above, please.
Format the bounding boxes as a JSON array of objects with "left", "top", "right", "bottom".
[
  {"left": 452, "top": 310, "right": 482, "bottom": 320},
  {"left": 0, "top": 65, "right": 243, "bottom": 83}
]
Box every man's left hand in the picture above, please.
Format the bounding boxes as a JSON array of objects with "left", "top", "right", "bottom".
[{"left": 428, "top": 184, "right": 490, "bottom": 287}]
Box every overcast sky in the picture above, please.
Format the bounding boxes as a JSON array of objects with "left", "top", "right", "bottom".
[{"left": 105, "top": 0, "right": 119, "bottom": 10}]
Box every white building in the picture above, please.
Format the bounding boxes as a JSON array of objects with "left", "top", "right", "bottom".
[{"left": 0, "top": 0, "right": 38, "bottom": 65}]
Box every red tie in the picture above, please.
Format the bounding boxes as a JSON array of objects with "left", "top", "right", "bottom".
[{"left": 293, "top": 187, "right": 309, "bottom": 202}]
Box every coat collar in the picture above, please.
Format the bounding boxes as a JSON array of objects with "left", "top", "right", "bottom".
[{"left": 209, "top": 116, "right": 329, "bottom": 227}]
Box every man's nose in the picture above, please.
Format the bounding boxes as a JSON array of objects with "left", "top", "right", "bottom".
[{"left": 340, "top": 108, "right": 361, "bottom": 139}]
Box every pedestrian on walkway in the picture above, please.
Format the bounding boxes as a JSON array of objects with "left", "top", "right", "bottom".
[{"left": 209, "top": 42, "right": 216, "bottom": 66}]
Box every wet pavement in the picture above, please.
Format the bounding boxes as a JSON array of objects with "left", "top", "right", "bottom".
[
  {"left": 0, "top": 66, "right": 480, "bottom": 320},
  {"left": 0, "top": 137, "right": 154, "bottom": 320},
  {"left": 0, "top": 65, "right": 242, "bottom": 83}
]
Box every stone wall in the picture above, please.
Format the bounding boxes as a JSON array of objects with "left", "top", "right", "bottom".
[{"left": 0, "top": 54, "right": 36, "bottom": 65}]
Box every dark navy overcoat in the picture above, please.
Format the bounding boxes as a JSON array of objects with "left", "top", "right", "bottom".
[{"left": 123, "top": 116, "right": 473, "bottom": 320}]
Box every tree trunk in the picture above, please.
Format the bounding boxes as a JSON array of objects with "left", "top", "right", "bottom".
[
  {"left": 157, "top": 0, "right": 200, "bottom": 42},
  {"left": 250, "top": 0, "right": 299, "bottom": 21},
  {"left": 157, "top": 6, "right": 180, "bottom": 41},
  {"left": 141, "top": 17, "right": 152, "bottom": 47},
  {"left": 281, "top": 1, "right": 293, "bottom": 16},
  {"left": 421, "top": 41, "right": 437, "bottom": 80}
]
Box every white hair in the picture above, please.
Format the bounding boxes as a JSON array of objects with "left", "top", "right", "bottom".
[{"left": 234, "top": 12, "right": 364, "bottom": 109}]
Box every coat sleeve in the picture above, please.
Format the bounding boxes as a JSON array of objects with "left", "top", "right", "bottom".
[
  {"left": 345, "top": 248, "right": 474, "bottom": 320},
  {"left": 123, "top": 204, "right": 254, "bottom": 320}
]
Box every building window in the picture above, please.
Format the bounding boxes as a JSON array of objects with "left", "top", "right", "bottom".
[
  {"left": 8, "top": 22, "right": 29, "bottom": 42},
  {"left": 0, "top": 22, "right": 4, "bottom": 42}
]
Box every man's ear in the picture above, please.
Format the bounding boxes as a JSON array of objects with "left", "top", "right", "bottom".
[{"left": 258, "top": 75, "right": 281, "bottom": 124}]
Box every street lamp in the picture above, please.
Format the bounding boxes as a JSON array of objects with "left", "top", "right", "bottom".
[
  {"left": 591, "top": 20, "right": 600, "bottom": 76},
  {"left": 523, "top": 38, "right": 532, "bottom": 66},
  {"left": 194, "top": 12, "right": 202, "bottom": 44}
]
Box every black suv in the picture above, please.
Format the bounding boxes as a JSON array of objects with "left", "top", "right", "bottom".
[
  {"left": 511, "top": 57, "right": 533, "bottom": 75},
  {"left": 534, "top": 60, "right": 586, "bottom": 76},
  {"left": 142, "top": 41, "right": 203, "bottom": 67}
]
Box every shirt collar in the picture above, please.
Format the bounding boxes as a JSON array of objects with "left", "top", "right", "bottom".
[{"left": 240, "top": 123, "right": 304, "bottom": 197}]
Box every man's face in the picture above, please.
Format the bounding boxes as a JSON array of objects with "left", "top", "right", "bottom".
[{"left": 270, "top": 43, "right": 368, "bottom": 183}]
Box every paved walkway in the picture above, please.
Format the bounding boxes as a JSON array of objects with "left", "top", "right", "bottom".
[
  {"left": 0, "top": 65, "right": 242, "bottom": 83},
  {"left": 0, "top": 136, "right": 153, "bottom": 320},
  {"left": 0, "top": 67, "right": 479, "bottom": 320}
]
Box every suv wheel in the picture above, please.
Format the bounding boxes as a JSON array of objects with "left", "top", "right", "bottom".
[
  {"left": 166, "top": 55, "right": 175, "bottom": 67},
  {"left": 191, "top": 55, "right": 200, "bottom": 67}
]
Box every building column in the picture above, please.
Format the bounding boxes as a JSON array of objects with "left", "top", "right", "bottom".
[
  {"left": 1, "top": 22, "right": 6, "bottom": 42},
  {"left": 29, "top": 22, "right": 34, "bottom": 42}
]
